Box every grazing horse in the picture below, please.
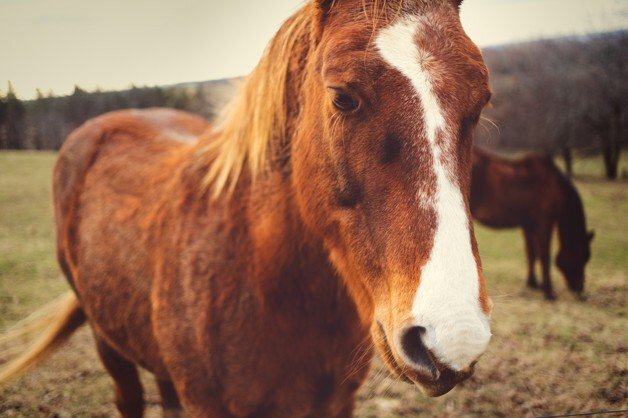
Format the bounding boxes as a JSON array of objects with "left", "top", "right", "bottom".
[
  {"left": 470, "top": 147, "right": 594, "bottom": 300},
  {"left": 0, "top": 1, "right": 493, "bottom": 416}
]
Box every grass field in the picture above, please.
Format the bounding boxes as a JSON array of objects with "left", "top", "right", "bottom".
[{"left": 0, "top": 151, "right": 626, "bottom": 417}]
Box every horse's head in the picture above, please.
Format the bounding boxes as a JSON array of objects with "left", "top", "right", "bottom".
[
  {"left": 556, "top": 230, "right": 594, "bottom": 293},
  {"left": 293, "top": 0, "right": 492, "bottom": 396}
]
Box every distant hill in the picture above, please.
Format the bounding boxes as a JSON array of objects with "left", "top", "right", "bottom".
[
  {"left": 167, "top": 78, "right": 240, "bottom": 115},
  {"left": 2, "top": 30, "right": 626, "bottom": 178},
  {"left": 476, "top": 30, "right": 627, "bottom": 155}
]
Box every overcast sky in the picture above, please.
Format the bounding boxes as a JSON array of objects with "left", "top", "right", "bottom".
[{"left": 1, "top": 0, "right": 626, "bottom": 99}]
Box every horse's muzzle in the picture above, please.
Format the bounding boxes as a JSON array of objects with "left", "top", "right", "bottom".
[
  {"left": 405, "top": 358, "right": 476, "bottom": 397},
  {"left": 373, "top": 322, "right": 477, "bottom": 397},
  {"left": 398, "top": 325, "right": 476, "bottom": 396}
]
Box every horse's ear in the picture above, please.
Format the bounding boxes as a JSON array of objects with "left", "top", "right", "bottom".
[
  {"left": 312, "top": 0, "right": 336, "bottom": 42},
  {"left": 315, "top": 0, "right": 335, "bottom": 12},
  {"left": 587, "top": 230, "right": 595, "bottom": 242},
  {"left": 452, "top": 0, "right": 464, "bottom": 9}
]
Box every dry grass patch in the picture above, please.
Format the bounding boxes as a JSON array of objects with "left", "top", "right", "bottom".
[{"left": 1, "top": 151, "right": 626, "bottom": 417}]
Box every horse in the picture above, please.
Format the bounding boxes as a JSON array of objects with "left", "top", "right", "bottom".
[
  {"left": 470, "top": 147, "right": 594, "bottom": 300},
  {"left": 0, "top": 1, "right": 494, "bottom": 416}
]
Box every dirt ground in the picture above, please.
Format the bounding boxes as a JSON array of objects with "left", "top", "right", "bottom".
[{"left": 0, "top": 151, "right": 626, "bottom": 417}]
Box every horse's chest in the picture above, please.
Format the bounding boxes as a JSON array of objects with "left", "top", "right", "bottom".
[
  {"left": 223, "top": 365, "right": 364, "bottom": 418},
  {"left": 219, "top": 325, "right": 370, "bottom": 417}
]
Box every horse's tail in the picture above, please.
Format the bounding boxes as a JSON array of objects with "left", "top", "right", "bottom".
[{"left": 0, "top": 291, "right": 86, "bottom": 384}]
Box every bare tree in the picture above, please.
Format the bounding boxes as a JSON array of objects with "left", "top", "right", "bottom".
[
  {"left": 476, "top": 30, "right": 628, "bottom": 178},
  {"left": 2, "top": 82, "right": 25, "bottom": 150},
  {"left": 583, "top": 33, "right": 628, "bottom": 179}
]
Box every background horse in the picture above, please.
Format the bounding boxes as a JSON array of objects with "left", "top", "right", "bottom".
[
  {"left": 471, "top": 147, "right": 594, "bottom": 300},
  {"left": 0, "top": 1, "right": 493, "bottom": 416}
]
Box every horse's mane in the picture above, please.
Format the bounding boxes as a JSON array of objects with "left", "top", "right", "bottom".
[
  {"left": 196, "top": 0, "right": 419, "bottom": 198},
  {"left": 194, "top": 5, "right": 311, "bottom": 198}
]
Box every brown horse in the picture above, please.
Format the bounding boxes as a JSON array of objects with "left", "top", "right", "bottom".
[
  {"left": 470, "top": 147, "right": 594, "bottom": 300},
  {"left": 0, "top": 1, "right": 494, "bottom": 416}
]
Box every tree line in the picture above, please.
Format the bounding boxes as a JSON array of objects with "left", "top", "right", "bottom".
[
  {"left": 1, "top": 30, "right": 626, "bottom": 178},
  {"left": 476, "top": 30, "right": 627, "bottom": 179},
  {"left": 0, "top": 83, "right": 217, "bottom": 151}
]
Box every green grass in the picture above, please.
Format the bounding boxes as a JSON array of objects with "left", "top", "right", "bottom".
[
  {"left": 0, "top": 152, "right": 67, "bottom": 327},
  {"left": 1, "top": 151, "right": 626, "bottom": 417},
  {"left": 555, "top": 149, "right": 628, "bottom": 180}
]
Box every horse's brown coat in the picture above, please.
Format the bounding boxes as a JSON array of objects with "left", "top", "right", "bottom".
[
  {"left": 470, "top": 147, "right": 593, "bottom": 300},
  {"left": 4, "top": 1, "right": 494, "bottom": 416}
]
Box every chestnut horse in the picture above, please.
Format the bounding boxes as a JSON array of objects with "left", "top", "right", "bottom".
[
  {"left": 0, "top": 1, "right": 493, "bottom": 416},
  {"left": 470, "top": 147, "right": 594, "bottom": 300}
]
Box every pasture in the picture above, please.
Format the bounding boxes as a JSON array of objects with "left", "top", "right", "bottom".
[{"left": 0, "top": 151, "right": 626, "bottom": 417}]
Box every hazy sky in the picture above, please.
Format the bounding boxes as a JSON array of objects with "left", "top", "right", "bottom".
[{"left": 1, "top": 0, "right": 627, "bottom": 99}]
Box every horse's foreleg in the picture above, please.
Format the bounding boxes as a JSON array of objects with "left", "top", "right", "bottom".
[
  {"left": 157, "top": 379, "right": 183, "bottom": 418},
  {"left": 95, "top": 336, "right": 145, "bottom": 418},
  {"left": 537, "top": 223, "right": 556, "bottom": 300},
  {"left": 523, "top": 227, "right": 538, "bottom": 289}
]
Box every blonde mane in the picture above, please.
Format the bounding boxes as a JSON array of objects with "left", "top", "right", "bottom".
[
  {"left": 197, "top": 5, "right": 312, "bottom": 198},
  {"left": 198, "top": 0, "right": 412, "bottom": 198}
]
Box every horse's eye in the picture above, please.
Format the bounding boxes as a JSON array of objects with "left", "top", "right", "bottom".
[{"left": 330, "top": 89, "right": 359, "bottom": 112}]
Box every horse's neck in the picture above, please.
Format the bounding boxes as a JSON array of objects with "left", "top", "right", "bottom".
[
  {"left": 556, "top": 177, "right": 586, "bottom": 248},
  {"left": 239, "top": 177, "right": 354, "bottom": 322}
]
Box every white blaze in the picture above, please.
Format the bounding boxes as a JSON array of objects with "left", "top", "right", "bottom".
[{"left": 376, "top": 16, "right": 491, "bottom": 371}]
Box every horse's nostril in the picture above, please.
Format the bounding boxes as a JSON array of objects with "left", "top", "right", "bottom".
[{"left": 400, "top": 326, "right": 440, "bottom": 381}]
